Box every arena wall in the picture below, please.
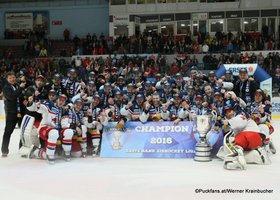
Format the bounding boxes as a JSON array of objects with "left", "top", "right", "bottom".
[{"left": 0, "top": 0, "right": 109, "bottom": 39}]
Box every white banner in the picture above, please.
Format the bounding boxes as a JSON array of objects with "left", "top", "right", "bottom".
[
  {"left": 260, "top": 79, "right": 273, "bottom": 100},
  {"left": 192, "top": 13, "right": 207, "bottom": 20},
  {"left": 5, "top": 13, "right": 33, "bottom": 30},
  {"left": 272, "top": 97, "right": 280, "bottom": 119},
  {"left": 223, "top": 64, "right": 258, "bottom": 76},
  {"left": 113, "top": 15, "right": 129, "bottom": 24}
]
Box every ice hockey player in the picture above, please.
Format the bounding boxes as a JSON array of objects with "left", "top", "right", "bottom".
[
  {"left": 25, "top": 94, "right": 70, "bottom": 164},
  {"left": 250, "top": 89, "right": 275, "bottom": 154},
  {"left": 218, "top": 99, "right": 271, "bottom": 170},
  {"left": 61, "top": 98, "right": 88, "bottom": 158},
  {"left": 84, "top": 94, "right": 106, "bottom": 157}
]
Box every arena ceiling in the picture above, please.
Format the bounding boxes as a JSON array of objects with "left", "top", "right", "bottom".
[
  {"left": 0, "top": 0, "right": 108, "bottom": 4},
  {"left": 0, "top": 0, "right": 71, "bottom": 2}
]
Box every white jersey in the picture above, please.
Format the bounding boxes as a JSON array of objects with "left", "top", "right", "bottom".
[
  {"left": 228, "top": 114, "right": 260, "bottom": 135},
  {"left": 27, "top": 102, "right": 63, "bottom": 129}
]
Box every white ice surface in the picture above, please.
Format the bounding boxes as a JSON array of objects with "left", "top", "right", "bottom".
[{"left": 0, "top": 120, "right": 279, "bottom": 200}]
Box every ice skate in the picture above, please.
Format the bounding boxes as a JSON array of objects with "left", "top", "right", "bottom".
[
  {"left": 81, "top": 151, "right": 87, "bottom": 158},
  {"left": 28, "top": 145, "right": 38, "bottom": 159},
  {"left": 224, "top": 145, "right": 247, "bottom": 170},
  {"left": 224, "top": 152, "right": 247, "bottom": 170},
  {"left": 47, "top": 155, "right": 55, "bottom": 165},
  {"left": 269, "top": 141, "right": 276, "bottom": 154},
  {"left": 64, "top": 154, "right": 71, "bottom": 162},
  {"left": 1, "top": 153, "right": 8, "bottom": 158},
  {"left": 92, "top": 146, "right": 99, "bottom": 157}
]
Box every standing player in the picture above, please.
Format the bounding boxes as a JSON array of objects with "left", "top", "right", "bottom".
[
  {"left": 45, "top": 73, "right": 66, "bottom": 96},
  {"left": 62, "top": 69, "right": 83, "bottom": 99}
]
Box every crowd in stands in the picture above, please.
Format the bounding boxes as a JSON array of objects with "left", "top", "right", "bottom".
[
  {"left": 70, "top": 28, "right": 277, "bottom": 56},
  {"left": 1, "top": 28, "right": 280, "bottom": 97},
  {"left": 1, "top": 51, "right": 280, "bottom": 100},
  {"left": 3, "top": 29, "right": 50, "bottom": 57},
  {"left": 2, "top": 27, "right": 278, "bottom": 58}
]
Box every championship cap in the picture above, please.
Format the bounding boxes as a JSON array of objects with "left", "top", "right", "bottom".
[
  {"left": 127, "top": 83, "right": 135, "bottom": 88},
  {"left": 58, "top": 94, "right": 67, "bottom": 101},
  {"left": 208, "top": 71, "right": 215, "bottom": 76},
  {"left": 53, "top": 73, "right": 61, "bottom": 79},
  {"left": 175, "top": 73, "right": 182, "bottom": 77},
  {"left": 97, "top": 74, "right": 105, "bottom": 79},
  {"left": 255, "top": 89, "right": 265, "bottom": 98},
  {"left": 88, "top": 81, "right": 95, "bottom": 86},
  {"left": 239, "top": 68, "right": 248, "bottom": 74},
  {"left": 195, "top": 95, "right": 203, "bottom": 100},
  {"left": 115, "top": 91, "right": 123, "bottom": 96},
  {"left": 104, "top": 83, "right": 111, "bottom": 88},
  {"left": 36, "top": 75, "right": 44, "bottom": 81},
  {"left": 225, "top": 70, "right": 232, "bottom": 75},
  {"left": 118, "top": 76, "right": 124, "bottom": 80},
  {"left": 93, "top": 94, "right": 101, "bottom": 100},
  {"left": 112, "top": 67, "right": 118, "bottom": 71},
  {"left": 155, "top": 73, "right": 161, "bottom": 77},
  {"left": 214, "top": 91, "right": 222, "bottom": 97},
  {"left": 69, "top": 68, "right": 76, "bottom": 74},
  {"left": 73, "top": 98, "right": 83, "bottom": 104},
  {"left": 48, "top": 89, "right": 56, "bottom": 95},
  {"left": 136, "top": 94, "right": 144, "bottom": 99}
]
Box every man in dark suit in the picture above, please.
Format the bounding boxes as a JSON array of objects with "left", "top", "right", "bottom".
[{"left": 1, "top": 72, "right": 26, "bottom": 157}]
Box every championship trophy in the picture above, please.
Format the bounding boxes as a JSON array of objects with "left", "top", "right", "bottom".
[
  {"left": 112, "top": 130, "right": 124, "bottom": 150},
  {"left": 194, "top": 115, "right": 213, "bottom": 162}
]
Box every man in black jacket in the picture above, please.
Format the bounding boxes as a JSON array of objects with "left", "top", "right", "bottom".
[
  {"left": 233, "top": 68, "right": 259, "bottom": 113},
  {"left": 1, "top": 72, "right": 26, "bottom": 157}
]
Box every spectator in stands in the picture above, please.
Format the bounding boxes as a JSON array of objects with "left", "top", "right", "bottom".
[
  {"left": 39, "top": 47, "right": 48, "bottom": 57},
  {"left": 73, "top": 35, "right": 81, "bottom": 49},
  {"left": 202, "top": 53, "right": 212, "bottom": 70},
  {"left": 4, "top": 29, "right": 9, "bottom": 39},
  {"left": 227, "top": 40, "right": 233, "bottom": 54},
  {"left": 60, "top": 48, "right": 67, "bottom": 57},
  {"left": 63, "top": 28, "right": 70, "bottom": 41},
  {"left": 193, "top": 42, "right": 199, "bottom": 53},
  {"left": 34, "top": 43, "right": 41, "bottom": 56},
  {"left": 273, "top": 65, "right": 280, "bottom": 94},
  {"left": 202, "top": 42, "right": 209, "bottom": 53}
]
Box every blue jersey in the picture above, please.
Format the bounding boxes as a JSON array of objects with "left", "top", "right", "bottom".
[{"left": 62, "top": 78, "right": 81, "bottom": 99}]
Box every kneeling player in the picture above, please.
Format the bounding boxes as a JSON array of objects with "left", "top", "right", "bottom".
[
  {"left": 26, "top": 94, "right": 68, "bottom": 164},
  {"left": 62, "top": 98, "right": 87, "bottom": 158},
  {"left": 218, "top": 99, "right": 270, "bottom": 170}
]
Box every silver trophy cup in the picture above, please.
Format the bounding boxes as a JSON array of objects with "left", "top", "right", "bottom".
[
  {"left": 194, "top": 115, "right": 213, "bottom": 162},
  {"left": 112, "top": 130, "right": 124, "bottom": 150}
]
